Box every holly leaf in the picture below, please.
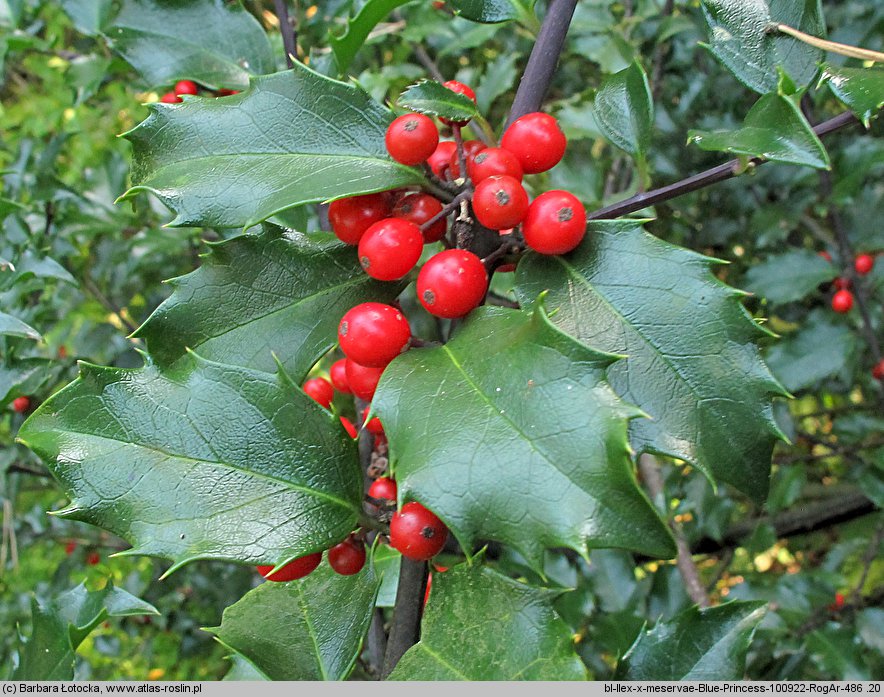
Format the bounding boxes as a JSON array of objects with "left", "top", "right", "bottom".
[
  {"left": 209, "top": 562, "right": 379, "bottom": 680},
  {"left": 616, "top": 601, "right": 767, "bottom": 680},
  {"left": 389, "top": 563, "right": 586, "bottom": 680},
  {"left": 0, "top": 311, "right": 42, "bottom": 340},
  {"left": 104, "top": 0, "right": 274, "bottom": 90},
  {"left": 515, "top": 220, "right": 787, "bottom": 502},
  {"left": 18, "top": 355, "right": 362, "bottom": 571},
  {"left": 135, "top": 227, "right": 403, "bottom": 380},
  {"left": 11, "top": 598, "right": 75, "bottom": 681},
  {"left": 373, "top": 305, "right": 675, "bottom": 570},
  {"left": 121, "top": 62, "right": 425, "bottom": 229},
  {"left": 398, "top": 80, "right": 481, "bottom": 122},
  {"left": 0, "top": 358, "right": 49, "bottom": 407},
  {"left": 52, "top": 581, "right": 159, "bottom": 648},
  {"left": 329, "top": 0, "right": 415, "bottom": 75},
  {"left": 700, "top": 0, "right": 826, "bottom": 94},
  {"left": 448, "top": 0, "right": 537, "bottom": 25},
  {"left": 688, "top": 93, "right": 829, "bottom": 169},
  {"left": 594, "top": 61, "right": 653, "bottom": 161},
  {"left": 743, "top": 249, "right": 838, "bottom": 304},
  {"left": 820, "top": 66, "right": 884, "bottom": 128}
]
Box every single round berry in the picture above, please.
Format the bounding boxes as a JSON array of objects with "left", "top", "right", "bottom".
[
  {"left": 467, "top": 147, "right": 523, "bottom": 183},
  {"left": 873, "top": 358, "right": 884, "bottom": 381},
  {"left": 358, "top": 218, "right": 424, "bottom": 281},
  {"left": 329, "top": 193, "right": 391, "bottom": 245},
  {"left": 417, "top": 249, "right": 488, "bottom": 319},
  {"left": 64, "top": 541, "right": 77, "bottom": 556},
  {"left": 367, "top": 476, "right": 397, "bottom": 502},
  {"left": 362, "top": 406, "right": 385, "bottom": 436},
  {"left": 448, "top": 139, "right": 486, "bottom": 180},
  {"left": 86, "top": 551, "right": 100, "bottom": 566},
  {"left": 390, "top": 502, "right": 448, "bottom": 561},
  {"left": 330, "top": 359, "right": 351, "bottom": 394},
  {"left": 522, "top": 190, "right": 587, "bottom": 255},
  {"left": 257, "top": 552, "right": 322, "bottom": 582},
  {"left": 174, "top": 80, "right": 199, "bottom": 96},
  {"left": 328, "top": 536, "right": 366, "bottom": 576},
  {"left": 472, "top": 175, "right": 529, "bottom": 230},
  {"left": 338, "top": 302, "right": 411, "bottom": 367},
  {"left": 833, "top": 277, "right": 851, "bottom": 291},
  {"left": 340, "top": 416, "right": 358, "bottom": 439},
  {"left": 385, "top": 114, "right": 440, "bottom": 166},
  {"left": 428, "top": 141, "right": 457, "bottom": 179},
  {"left": 345, "top": 360, "right": 385, "bottom": 400},
  {"left": 12, "top": 396, "right": 30, "bottom": 413},
  {"left": 440, "top": 80, "right": 477, "bottom": 126},
  {"left": 393, "top": 193, "right": 447, "bottom": 243},
  {"left": 818, "top": 250, "right": 832, "bottom": 262},
  {"left": 832, "top": 289, "right": 854, "bottom": 313},
  {"left": 501, "top": 112, "right": 567, "bottom": 174},
  {"left": 160, "top": 92, "right": 182, "bottom": 104},
  {"left": 855, "top": 254, "right": 875, "bottom": 276},
  {"left": 303, "top": 377, "right": 334, "bottom": 408}
]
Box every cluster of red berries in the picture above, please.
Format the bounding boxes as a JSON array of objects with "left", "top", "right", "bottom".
[
  {"left": 819, "top": 250, "right": 876, "bottom": 314},
  {"left": 157, "top": 79, "right": 239, "bottom": 104},
  {"left": 256, "top": 532, "right": 367, "bottom": 581}
]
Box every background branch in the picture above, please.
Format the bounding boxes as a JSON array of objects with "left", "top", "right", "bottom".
[
  {"left": 273, "top": 0, "right": 297, "bottom": 68},
  {"left": 381, "top": 558, "right": 428, "bottom": 678}
]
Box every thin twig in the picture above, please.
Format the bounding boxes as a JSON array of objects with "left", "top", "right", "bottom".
[
  {"left": 772, "top": 23, "right": 884, "bottom": 63},
  {"left": 588, "top": 112, "right": 860, "bottom": 221},
  {"left": 7, "top": 464, "right": 52, "bottom": 478},
  {"left": 420, "top": 191, "right": 471, "bottom": 232},
  {"left": 650, "top": 0, "right": 675, "bottom": 103},
  {"left": 273, "top": 0, "right": 297, "bottom": 69},
  {"left": 412, "top": 43, "right": 445, "bottom": 82},
  {"left": 81, "top": 276, "right": 139, "bottom": 334}
]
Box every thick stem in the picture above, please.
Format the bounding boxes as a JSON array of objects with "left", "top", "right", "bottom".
[
  {"left": 506, "top": 0, "right": 578, "bottom": 126},
  {"left": 381, "top": 558, "right": 428, "bottom": 678},
  {"left": 588, "top": 112, "right": 859, "bottom": 221},
  {"left": 273, "top": 0, "right": 297, "bottom": 69}
]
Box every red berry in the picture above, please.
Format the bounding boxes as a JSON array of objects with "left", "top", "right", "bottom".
[
  {"left": 345, "top": 360, "right": 385, "bottom": 400},
  {"left": 393, "top": 193, "right": 447, "bottom": 243},
  {"left": 424, "top": 571, "right": 433, "bottom": 607},
  {"left": 834, "top": 592, "right": 846, "bottom": 609},
  {"left": 362, "top": 406, "right": 384, "bottom": 436},
  {"left": 330, "top": 359, "right": 351, "bottom": 394},
  {"left": 501, "top": 112, "right": 567, "bottom": 174},
  {"left": 428, "top": 141, "right": 457, "bottom": 179},
  {"left": 448, "top": 140, "right": 486, "bottom": 180},
  {"left": 160, "top": 92, "right": 182, "bottom": 104},
  {"left": 338, "top": 302, "right": 411, "bottom": 367},
  {"left": 872, "top": 358, "right": 884, "bottom": 381},
  {"left": 467, "top": 147, "right": 523, "bottom": 183},
  {"left": 417, "top": 249, "right": 488, "bottom": 318},
  {"left": 496, "top": 263, "right": 517, "bottom": 273},
  {"left": 257, "top": 552, "right": 322, "bottom": 582},
  {"left": 818, "top": 250, "right": 832, "bottom": 262},
  {"left": 86, "top": 551, "right": 100, "bottom": 566},
  {"left": 367, "top": 477, "right": 397, "bottom": 502},
  {"left": 855, "top": 254, "right": 875, "bottom": 275},
  {"left": 340, "top": 416, "right": 358, "bottom": 439},
  {"left": 329, "top": 194, "right": 391, "bottom": 245},
  {"left": 833, "top": 277, "right": 851, "bottom": 291},
  {"left": 358, "top": 218, "right": 424, "bottom": 281},
  {"left": 390, "top": 502, "right": 448, "bottom": 561},
  {"left": 385, "top": 114, "right": 440, "bottom": 166},
  {"left": 522, "top": 190, "right": 586, "bottom": 255},
  {"left": 832, "top": 289, "right": 854, "bottom": 313},
  {"left": 472, "top": 175, "right": 529, "bottom": 230},
  {"left": 328, "top": 536, "right": 366, "bottom": 576},
  {"left": 303, "top": 377, "right": 334, "bottom": 408},
  {"left": 216, "top": 88, "right": 239, "bottom": 97},
  {"left": 65, "top": 541, "right": 77, "bottom": 555},
  {"left": 174, "top": 80, "right": 199, "bottom": 96},
  {"left": 12, "top": 396, "right": 30, "bottom": 413},
  {"left": 440, "top": 80, "right": 477, "bottom": 126}
]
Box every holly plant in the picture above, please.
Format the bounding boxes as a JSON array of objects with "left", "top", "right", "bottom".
[{"left": 3, "top": 0, "right": 882, "bottom": 682}]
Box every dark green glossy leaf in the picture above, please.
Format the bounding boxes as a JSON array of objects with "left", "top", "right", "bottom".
[
  {"left": 743, "top": 249, "right": 838, "bottom": 304},
  {"left": 0, "top": 358, "right": 48, "bottom": 406},
  {"left": 18, "top": 355, "right": 362, "bottom": 570},
  {"left": 60, "top": 0, "right": 114, "bottom": 35},
  {"left": 210, "top": 562, "right": 378, "bottom": 680},
  {"left": 765, "top": 309, "right": 857, "bottom": 392},
  {"left": 594, "top": 61, "right": 653, "bottom": 160},
  {"left": 11, "top": 598, "right": 75, "bottom": 680},
  {"left": 390, "top": 563, "right": 586, "bottom": 680},
  {"left": 617, "top": 601, "right": 767, "bottom": 680},
  {"left": 0, "top": 310, "right": 41, "bottom": 340},
  {"left": 122, "top": 63, "right": 425, "bottom": 229},
  {"left": 52, "top": 581, "right": 159, "bottom": 648},
  {"left": 689, "top": 94, "right": 829, "bottom": 169},
  {"left": 329, "top": 0, "right": 415, "bottom": 75},
  {"left": 134, "top": 228, "right": 402, "bottom": 380},
  {"left": 700, "top": 0, "right": 825, "bottom": 94},
  {"left": 373, "top": 305, "right": 675, "bottom": 569},
  {"left": 515, "top": 220, "right": 787, "bottom": 502},
  {"left": 105, "top": 0, "right": 273, "bottom": 90},
  {"left": 820, "top": 66, "right": 884, "bottom": 128},
  {"left": 398, "top": 80, "right": 481, "bottom": 122},
  {"left": 449, "top": 0, "right": 536, "bottom": 24},
  {"left": 223, "top": 654, "right": 269, "bottom": 681}
]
